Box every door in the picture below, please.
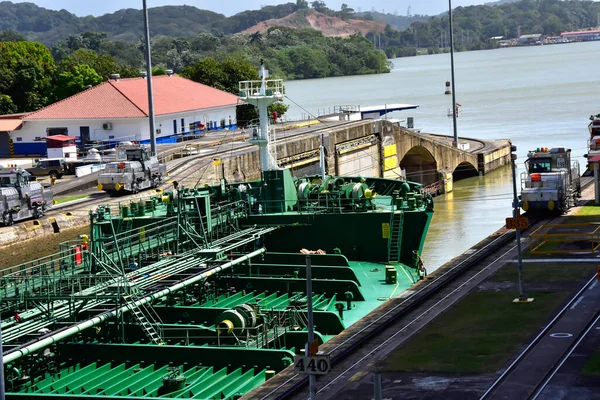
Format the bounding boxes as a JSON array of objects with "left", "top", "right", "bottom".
[
  {"left": 0, "top": 132, "right": 9, "bottom": 157},
  {"left": 80, "top": 126, "right": 90, "bottom": 144}
]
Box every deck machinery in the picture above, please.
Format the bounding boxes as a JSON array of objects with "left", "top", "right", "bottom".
[{"left": 0, "top": 67, "right": 433, "bottom": 399}]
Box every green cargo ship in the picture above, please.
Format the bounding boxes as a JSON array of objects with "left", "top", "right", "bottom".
[{"left": 0, "top": 67, "right": 433, "bottom": 399}]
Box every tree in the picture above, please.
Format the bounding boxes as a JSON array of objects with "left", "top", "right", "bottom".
[
  {"left": 182, "top": 57, "right": 261, "bottom": 127},
  {"left": 296, "top": 0, "right": 309, "bottom": 10},
  {"left": 0, "top": 41, "right": 55, "bottom": 112},
  {"left": 311, "top": 1, "right": 327, "bottom": 13},
  {"left": 59, "top": 49, "right": 134, "bottom": 80},
  {"left": 0, "top": 30, "right": 26, "bottom": 42},
  {"left": 191, "top": 33, "right": 220, "bottom": 52},
  {"left": 0, "top": 94, "right": 17, "bottom": 114},
  {"left": 340, "top": 3, "right": 355, "bottom": 21},
  {"left": 51, "top": 63, "right": 103, "bottom": 102},
  {"left": 249, "top": 32, "right": 263, "bottom": 44}
]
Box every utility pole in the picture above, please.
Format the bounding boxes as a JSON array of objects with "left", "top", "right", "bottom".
[
  {"left": 305, "top": 255, "right": 316, "bottom": 400},
  {"left": 142, "top": 0, "right": 157, "bottom": 156},
  {"left": 510, "top": 145, "right": 532, "bottom": 303},
  {"left": 0, "top": 316, "right": 5, "bottom": 400},
  {"left": 448, "top": 0, "right": 458, "bottom": 147}
]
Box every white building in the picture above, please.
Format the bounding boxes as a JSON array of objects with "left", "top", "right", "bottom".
[{"left": 4, "top": 74, "right": 240, "bottom": 157}]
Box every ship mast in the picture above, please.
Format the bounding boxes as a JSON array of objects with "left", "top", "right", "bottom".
[{"left": 239, "top": 61, "right": 284, "bottom": 173}]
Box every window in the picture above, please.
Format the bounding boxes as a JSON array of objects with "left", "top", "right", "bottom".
[
  {"left": 528, "top": 158, "right": 551, "bottom": 173},
  {"left": 173, "top": 120, "right": 178, "bottom": 134},
  {"left": 181, "top": 118, "right": 185, "bottom": 132},
  {"left": 47, "top": 128, "right": 68, "bottom": 136}
]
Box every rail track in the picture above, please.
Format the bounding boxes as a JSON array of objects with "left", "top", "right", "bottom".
[
  {"left": 480, "top": 275, "right": 600, "bottom": 400},
  {"left": 531, "top": 310, "right": 600, "bottom": 400},
  {"left": 251, "top": 178, "right": 595, "bottom": 399},
  {"left": 4, "top": 121, "right": 351, "bottom": 230}
]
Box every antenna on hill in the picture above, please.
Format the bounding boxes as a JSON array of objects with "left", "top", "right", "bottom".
[{"left": 407, "top": 6, "right": 412, "bottom": 17}]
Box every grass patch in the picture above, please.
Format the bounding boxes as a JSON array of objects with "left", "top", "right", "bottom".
[
  {"left": 54, "top": 194, "right": 89, "bottom": 204},
  {"left": 490, "top": 262, "right": 598, "bottom": 283},
  {"left": 582, "top": 348, "right": 600, "bottom": 376},
  {"left": 382, "top": 291, "right": 570, "bottom": 374},
  {"left": 575, "top": 202, "right": 600, "bottom": 217}
]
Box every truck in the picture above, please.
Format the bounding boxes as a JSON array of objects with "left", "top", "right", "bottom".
[
  {"left": 97, "top": 144, "right": 166, "bottom": 194},
  {"left": 0, "top": 166, "right": 53, "bottom": 226}
]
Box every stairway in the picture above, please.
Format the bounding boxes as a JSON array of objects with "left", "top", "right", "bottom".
[
  {"left": 125, "top": 290, "right": 164, "bottom": 345},
  {"left": 388, "top": 212, "right": 403, "bottom": 262}
]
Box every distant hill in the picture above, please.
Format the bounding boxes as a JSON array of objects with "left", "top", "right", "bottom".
[
  {"left": 0, "top": 1, "right": 299, "bottom": 44},
  {"left": 243, "top": 9, "right": 387, "bottom": 37},
  {"left": 355, "top": 10, "right": 428, "bottom": 30},
  {"left": 484, "top": 0, "right": 520, "bottom": 6}
]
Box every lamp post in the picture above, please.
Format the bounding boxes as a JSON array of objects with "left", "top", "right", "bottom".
[
  {"left": 448, "top": 0, "right": 458, "bottom": 147},
  {"left": 142, "top": 0, "right": 157, "bottom": 156},
  {"left": 0, "top": 316, "right": 5, "bottom": 400},
  {"left": 510, "top": 144, "right": 531, "bottom": 302}
]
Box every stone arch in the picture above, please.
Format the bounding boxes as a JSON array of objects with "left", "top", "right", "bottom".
[
  {"left": 399, "top": 145, "right": 438, "bottom": 186},
  {"left": 453, "top": 161, "right": 479, "bottom": 181}
]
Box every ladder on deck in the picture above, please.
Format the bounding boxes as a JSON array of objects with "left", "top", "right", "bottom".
[
  {"left": 124, "top": 289, "right": 164, "bottom": 345},
  {"left": 388, "top": 212, "right": 403, "bottom": 262}
]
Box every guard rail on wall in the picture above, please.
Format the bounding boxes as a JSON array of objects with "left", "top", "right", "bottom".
[{"left": 157, "top": 143, "right": 204, "bottom": 164}]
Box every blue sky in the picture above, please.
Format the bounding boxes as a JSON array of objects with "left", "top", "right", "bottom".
[{"left": 12, "top": 1, "right": 496, "bottom": 17}]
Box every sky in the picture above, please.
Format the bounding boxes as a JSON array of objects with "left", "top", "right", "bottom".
[{"left": 12, "top": 0, "right": 495, "bottom": 17}]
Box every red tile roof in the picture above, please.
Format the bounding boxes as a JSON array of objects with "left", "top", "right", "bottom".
[
  {"left": 0, "top": 119, "right": 23, "bottom": 131},
  {"left": 26, "top": 75, "right": 240, "bottom": 120}
]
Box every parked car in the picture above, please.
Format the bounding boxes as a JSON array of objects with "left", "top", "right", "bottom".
[{"left": 26, "top": 158, "right": 66, "bottom": 179}]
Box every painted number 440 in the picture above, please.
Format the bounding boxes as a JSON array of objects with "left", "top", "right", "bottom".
[{"left": 294, "top": 355, "right": 331, "bottom": 375}]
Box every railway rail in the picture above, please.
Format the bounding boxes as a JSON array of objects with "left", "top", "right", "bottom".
[
  {"left": 531, "top": 311, "right": 600, "bottom": 400},
  {"left": 250, "top": 178, "right": 595, "bottom": 399},
  {"left": 480, "top": 274, "right": 600, "bottom": 400},
  {"left": 4, "top": 121, "right": 353, "bottom": 231}
]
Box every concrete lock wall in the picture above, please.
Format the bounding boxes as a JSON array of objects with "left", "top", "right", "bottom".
[{"left": 185, "top": 120, "right": 510, "bottom": 193}]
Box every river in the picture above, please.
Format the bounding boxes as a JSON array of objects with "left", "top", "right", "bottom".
[{"left": 284, "top": 41, "right": 600, "bottom": 270}]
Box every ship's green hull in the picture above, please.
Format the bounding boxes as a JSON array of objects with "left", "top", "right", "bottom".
[{"left": 2, "top": 171, "right": 433, "bottom": 400}]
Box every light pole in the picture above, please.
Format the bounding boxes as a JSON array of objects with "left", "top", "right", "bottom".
[
  {"left": 448, "top": 0, "right": 458, "bottom": 147},
  {"left": 510, "top": 144, "right": 531, "bottom": 303},
  {"left": 305, "top": 255, "right": 316, "bottom": 400},
  {"left": 0, "top": 316, "right": 5, "bottom": 400},
  {"left": 142, "top": 0, "right": 157, "bottom": 156}
]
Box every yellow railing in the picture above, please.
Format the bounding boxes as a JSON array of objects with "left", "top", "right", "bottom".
[{"left": 529, "top": 223, "right": 600, "bottom": 254}]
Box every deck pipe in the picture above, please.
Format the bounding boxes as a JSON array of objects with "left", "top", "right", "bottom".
[{"left": 2, "top": 247, "right": 266, "bottom": 365}]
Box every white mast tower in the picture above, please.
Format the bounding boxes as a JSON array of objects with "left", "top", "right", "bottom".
[{"left": 238, "top": 61, "right": 285, "bottom": 173}]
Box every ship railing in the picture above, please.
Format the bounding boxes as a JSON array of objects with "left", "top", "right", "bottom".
[
  {"left": 161, "top": 323, "right": 288, "bottom": 349},
  {"left": 246, "top": 198, "right": 376, "bottom": 215},
  {"left": 0, "top": 247, "right": 91, "bottom": 289},
  {"left": 238, "top": 79, "right": 285, "bottom": 99},
  {"left": 97, "top": 218, "right": 180, "bottom": 260}
]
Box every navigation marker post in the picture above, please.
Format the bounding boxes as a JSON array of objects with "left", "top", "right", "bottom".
[{"left": 509, "top": 144, "right": 534, "bottom": 303}]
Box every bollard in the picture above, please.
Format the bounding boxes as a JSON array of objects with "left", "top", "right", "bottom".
[{"left": 373, "top": 372, "right": 382, "bottom": 400}]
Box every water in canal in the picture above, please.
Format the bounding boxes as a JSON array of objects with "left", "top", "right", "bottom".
[{"left": 284, "top": 41, "right": 600, "bottom": 270}]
